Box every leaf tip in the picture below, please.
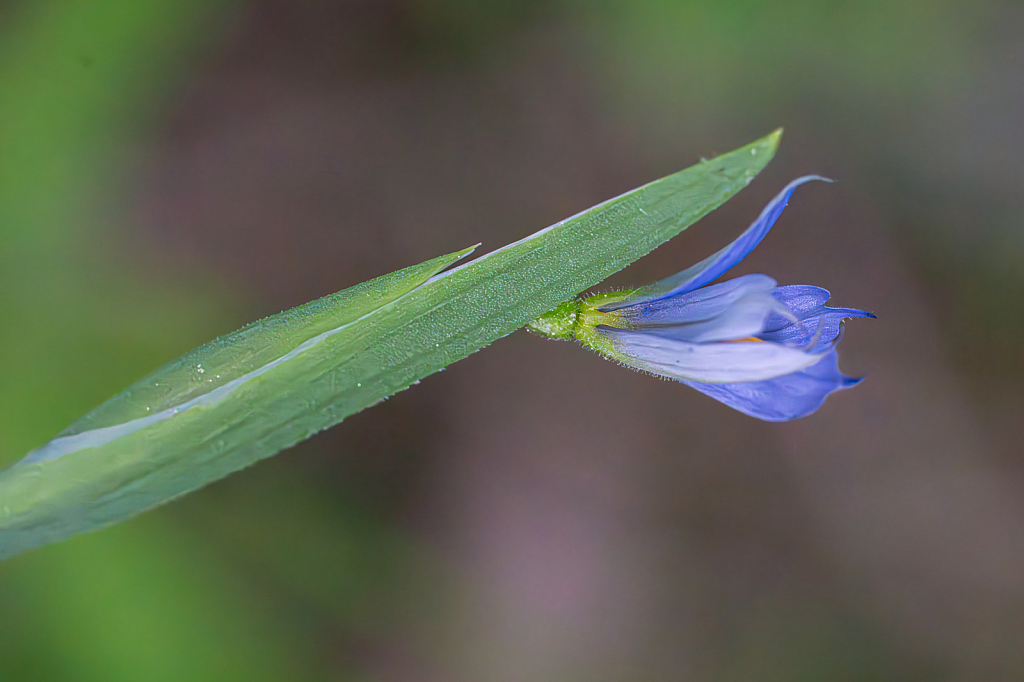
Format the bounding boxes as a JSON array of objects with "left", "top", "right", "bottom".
[
  {"left": 730, "top": 129, "right": 783, "bottom": 179},
  {"left": 761, "top": 128, "right": 783, "bottom": 155},
  {"left": 460, "top": 243, "right": 482, "bottom": 258}
]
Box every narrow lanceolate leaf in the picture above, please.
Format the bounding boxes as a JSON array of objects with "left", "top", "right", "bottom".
[{"left": 0, "top": 130, "right": 781, "bottom": 559}]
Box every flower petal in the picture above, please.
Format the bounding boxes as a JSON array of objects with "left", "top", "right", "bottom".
[
  {"left": 647, "top": 292, "right": 783, "bottom": 343},
  {"left": 761, "top": 285, "right": 875, "bottom": 349},
  {"left": 599, "top": 326, "right": 826, "bottom": 383},
  {"left": 614, "top": 275, "right": 799, "bottom": 344},
  {"left": 681, "top": 350, "right": 860, "bottom": 421},
  {"left": 767, "top": 285, "right": 831, "bottom": 317},
  {"left": 618, "top": 273, "right": 776, "bottom": 325},
  {"left": 600, "top": 175, "right": 831, "bottom": 311}
]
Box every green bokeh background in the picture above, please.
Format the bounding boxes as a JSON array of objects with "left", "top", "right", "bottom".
[{"left": 2, "top": 0, "right": 1023, "bottom": 680}]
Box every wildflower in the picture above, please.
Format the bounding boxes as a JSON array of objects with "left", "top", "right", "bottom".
[{"left": 527, "top": 176, "right": 874, "bottom": 421}]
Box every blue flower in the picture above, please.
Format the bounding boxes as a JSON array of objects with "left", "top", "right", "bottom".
[{"left": 527, "top": 176, "right": 874, "bottom": 421}]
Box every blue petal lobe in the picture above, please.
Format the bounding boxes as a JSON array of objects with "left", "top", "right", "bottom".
[
  {"left": 761, "top": 285, "right": 875, "bottom": 349},
  {"left": 681, "top": 350, "right": 859, "bottom": 421},
  {"left": 769, "top": 285, "right": 832, "bottom": 317},
  {"left": 601, "top": 175, "right": 831, "bottom": 311}
]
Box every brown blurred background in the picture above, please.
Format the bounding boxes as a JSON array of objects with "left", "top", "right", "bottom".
[{"left": 2, "top": 0, "right": 1024, "bottom": 680}]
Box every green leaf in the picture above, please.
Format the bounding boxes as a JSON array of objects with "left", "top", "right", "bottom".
[{"left": 0, "top": 130, "right": 781, "bottom": 560}]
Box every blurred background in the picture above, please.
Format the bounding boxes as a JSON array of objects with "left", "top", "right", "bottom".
[{"left": 2, "top": 0, "right": 1024, "bottom": 679}]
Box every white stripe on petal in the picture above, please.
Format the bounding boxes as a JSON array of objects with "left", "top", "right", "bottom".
[{"left": 602, "top": 327, "right": 826, "bottom": 383}]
